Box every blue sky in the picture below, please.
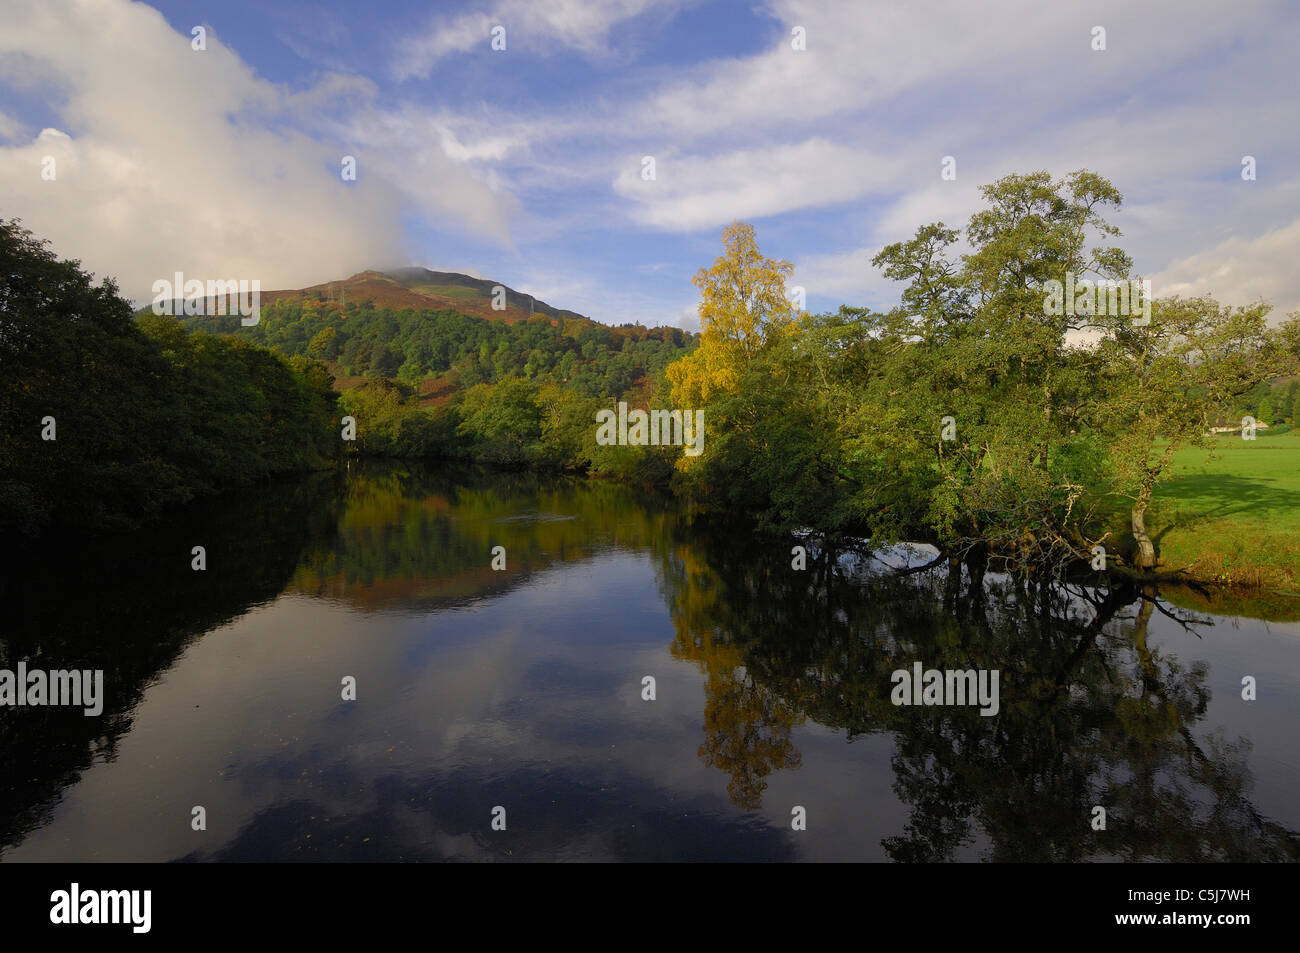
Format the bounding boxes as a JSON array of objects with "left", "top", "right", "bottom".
[{"left": 2, "top": 0, "right": 1298, "bottom": 328}]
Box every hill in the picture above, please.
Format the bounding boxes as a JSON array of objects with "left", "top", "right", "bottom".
[
  {"left": 145, "top": 265, "right": 695, "bottom": 410},
  {"left": 260, "top": 268, "right": 595, "bottom": 326}
]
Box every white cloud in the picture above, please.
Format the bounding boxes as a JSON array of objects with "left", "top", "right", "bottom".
[
  {"left": 614, "top": 139, "right": 899, "bottom": 230},
  {"left": 794, "top": 245, "right": 891, "bottom": 304},
  {"left": 0, "top": 0, "right": 515, "bottom": 301},
  {"left": 392, "top": 0, "right": 683, "bottom": 81},
  {"left": 668, "top": 303, "right": 700, "bottom": 332},
  {"left": 1152, "top": 218, "right": 1300, "bottom": 320},
  {"left": 3, "top": 0, "right": 1296, "bottom": 328},
  {"left": 636, "top": 0, "right": 1270, "bottom": 141},
  {"left": 0, "top": 109, "right": 23, "bottom": 142},
  {"left": 337, "top": 107, "right": 521, "bottom": 248}
]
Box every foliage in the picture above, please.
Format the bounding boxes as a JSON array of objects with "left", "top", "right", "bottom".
[
  {"left": 0, "top": 219, "right": 338, "bottom": 536},
  {"left": 175, "top": 294, "right": 692, "bottom": 401},
  {"left": 667, "top": 221, "right": 801, "bottom": 408},
  {"left": 663, "top": 176, "right": 1300, "bottom": 574}
]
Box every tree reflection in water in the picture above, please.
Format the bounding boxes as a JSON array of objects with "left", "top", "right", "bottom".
[{"left": 655, "top": 532, "right": 1300, "bottom": 861}]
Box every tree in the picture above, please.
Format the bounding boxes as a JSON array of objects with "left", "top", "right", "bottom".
[
  {"left": 455, "top": 378, "right": 543, "bottom": 467},
  {"left": 1094, "top": 296, "right": 1291, "bottom": 569},
  {"left": 666, "top": 222, "right": 801, "bottom": 407},
  {"left": 0, "top": 220, "right": 189, "bottom": 532},
  {"left": 307, "top": 326, "right": 339, "bottom": 360},
  {"left": 854, "top": 171, "right": 1132, "bottom": 566},
  {"left": 870, "top": 222, "right": 971, "bottom": 337},
  {"left": 371, "top": 343, "right": 403, "bottom": 378}
]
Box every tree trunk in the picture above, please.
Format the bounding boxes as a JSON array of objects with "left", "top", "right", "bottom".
[
  {"left": 944, "top": 555, "right": 962, "bottom": 608},
  {"left": 1131, "top": 485, "right": 1156, "bottom": 570},
  {"left": 965, "top": 543, "right": 988, "bottom": 594}
]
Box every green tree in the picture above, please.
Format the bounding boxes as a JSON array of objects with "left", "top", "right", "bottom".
[
  {"left": 371, "top": 343, "right": 403, "bottom": 378},
  {"left": 855, "top": 170, "right": 1130, "bottom": 565},
  {"left": 455, "top": 378, "right": 544, "bottom": 467},
  {"left": 1, "top": 218, "right": 338, "bottom": 536},
  {"left": 307, "top": 326, "right": 339, "bottom": 360},
  {"left": 1094, "top": 296, "right": 1290, "bottom": 568}
]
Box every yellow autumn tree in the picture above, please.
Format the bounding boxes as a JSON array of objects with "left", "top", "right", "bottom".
[{"left": 666, "top": 221, "right": 802, "bottom": 408}]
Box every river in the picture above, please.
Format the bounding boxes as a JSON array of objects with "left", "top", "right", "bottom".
[{"left": 1, "top": 463, "right": 1297, "bottom": 861}]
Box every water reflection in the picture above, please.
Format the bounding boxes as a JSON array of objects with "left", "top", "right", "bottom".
[
  {"left": 657, "top": 534, "right": 1299, "bottom": 860},
  {"left": 1, "top": 463, "right": 1296, "bottom": 861}
]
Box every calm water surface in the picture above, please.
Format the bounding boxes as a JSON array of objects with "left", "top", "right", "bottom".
[{"left": 2, "top": 464, "right": 1298, "bottom": 861}]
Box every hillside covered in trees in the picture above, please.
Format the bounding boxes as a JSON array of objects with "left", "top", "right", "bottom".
[
  {"left": 169, "top": 268, "right": 692, "bottom": 398},
  {"left": 157, "top": 265, "right": 698, "bottom": 480},
  {"left": 200, "top": 295, "right": 690, "bottom": 398}
]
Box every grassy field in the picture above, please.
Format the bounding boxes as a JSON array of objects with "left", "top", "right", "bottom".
[{"left": 1144, "top": 429, "right": 1300, "bottom": 590}]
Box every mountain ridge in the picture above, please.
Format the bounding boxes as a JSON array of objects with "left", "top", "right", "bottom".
[{"left": 261, "top": 267, "right": 597, "bottom": 327}]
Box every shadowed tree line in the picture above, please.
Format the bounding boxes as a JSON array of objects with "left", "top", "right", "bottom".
[
  {"left": 1, "top": 218, "right": 687, "bottom": 532},
  {"left": 0, "top": 219, "right": 340, "bottom": 537},
  {"left": 10, "top": 171, "right": 1298, "bottom": 575},
  {"left": 191, "top": 293, "right": 691, "bottom": 396}
]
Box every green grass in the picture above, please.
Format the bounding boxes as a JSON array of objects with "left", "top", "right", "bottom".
[
  {"left": 1144, "top": 430, "right": 1300, "bottom": 589},
  {"left": 411, "top": 283, "right": 482, "bottom": 302}
]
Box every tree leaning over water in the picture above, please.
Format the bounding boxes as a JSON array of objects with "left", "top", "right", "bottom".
[{"left": 665, "top": 171, "right": 1300, "bottom": 573}]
